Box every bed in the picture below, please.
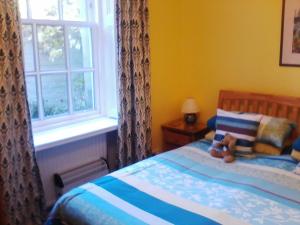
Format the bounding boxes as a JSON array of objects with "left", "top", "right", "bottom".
[{"left": 46, "top": 90, "right": 300, "bottom": 225}]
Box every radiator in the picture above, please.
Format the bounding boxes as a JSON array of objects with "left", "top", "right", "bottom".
[{"left": 54, "top": 158, "right": 109, "bottom": 197}]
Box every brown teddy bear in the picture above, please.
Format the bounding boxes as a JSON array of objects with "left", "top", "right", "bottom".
[{"left": 210, "top": 133, "right": 237, "bottom": 163}]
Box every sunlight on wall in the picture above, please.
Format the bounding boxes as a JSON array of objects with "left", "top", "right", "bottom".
[
  {"left": 181, "top": 0, "right": 300, "bottom": 123},
  {"left": 150, "top": 0, "right": 300, "bottom": 151}
]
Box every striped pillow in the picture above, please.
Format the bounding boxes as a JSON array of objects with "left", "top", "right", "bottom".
[{"left": 213, "top": 109, "right": 262, "bottom": 154}]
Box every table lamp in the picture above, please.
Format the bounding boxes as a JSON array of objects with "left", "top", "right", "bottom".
[{"left": 181, "top": 98, "right": 199, "bottom": 125}]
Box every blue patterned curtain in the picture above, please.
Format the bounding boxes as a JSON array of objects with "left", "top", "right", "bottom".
[
  {"left": 116, "top": 0, "right": 152, "bottom": 167},
  {"left": 0, "top": 1, "right": 45, "bottom": 224}
]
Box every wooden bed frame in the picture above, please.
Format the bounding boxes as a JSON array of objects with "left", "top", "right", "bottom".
[{"left": 218, "top": 90, "right": 300, "bottom": 137}]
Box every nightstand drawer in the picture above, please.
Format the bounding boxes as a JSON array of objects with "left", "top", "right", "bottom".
[
  {"left": 163, "top": 129, "right": 191, "bottom": 146},
  {"left": 161, "top": 119, "right": 207, "bottom": 152}
]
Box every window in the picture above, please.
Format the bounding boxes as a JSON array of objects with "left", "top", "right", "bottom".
[{"left": 19, "top": 0, "right": 117, "bottom": 129}]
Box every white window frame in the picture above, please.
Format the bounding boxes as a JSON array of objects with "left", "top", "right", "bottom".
[{"left": 20, "top": 0, "right": 117, "bottom": 132}]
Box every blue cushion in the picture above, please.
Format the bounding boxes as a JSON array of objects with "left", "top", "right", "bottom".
[
  {"left": 292, "top": 138, "right": 300, "bottom": 161},
  {"left": 292, "top": 138, "right": 300, "bottom": 150},
  {"left": 207, "top": 115, "right": 217, "bottom": 130}
]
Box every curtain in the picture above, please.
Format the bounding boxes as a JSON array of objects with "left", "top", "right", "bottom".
[
  {"left": 116, "top": 0, "right": 151, "bottom": 167},
  {"left": 0, "top": 1, "right": 45, "bottom": 225}
]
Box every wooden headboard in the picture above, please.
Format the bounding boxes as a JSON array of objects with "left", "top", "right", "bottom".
[{"left": 218, "top": 90, "right": 300, "bottom": 137}]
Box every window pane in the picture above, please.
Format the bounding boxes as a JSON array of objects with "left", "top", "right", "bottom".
[
  {"left": 41, "top": 74, "right": 69, "bottom": 117},
  {"left": 37, "top": 25, "right": 66, "bottom": 70},
  {"left": 25, "top": 76, "right": 39, "bottom": 119},
  {"left": 68, "top": 27, "right": 93, "bottom": 68},
  {"left": 72, "top": 72, "right": 94, "bottom": 112},
  {"left": 18, "top": 0, "right": 28, "bottom": 19},
  {"left": 62, "top": 0, "right": 87, "bottom": 21},
  {"left": 22, "top": 25, "right": 35, "bottom": 72},
  {"left": 31, "top": 0, "right": 59, "bottom": 20}
]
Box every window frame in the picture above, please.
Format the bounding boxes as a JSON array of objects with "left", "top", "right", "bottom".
[{"left": 20, "top": 0, "right": 112, "bottom": 132}]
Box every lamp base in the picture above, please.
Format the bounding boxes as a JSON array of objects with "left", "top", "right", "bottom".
[{"left": 184, "top": 113, "right": 197, "bottom": 125}]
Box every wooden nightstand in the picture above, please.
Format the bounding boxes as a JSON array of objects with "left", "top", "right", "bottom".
[{"left": 161, "top": 119, "right": 209, "bottom": 151}]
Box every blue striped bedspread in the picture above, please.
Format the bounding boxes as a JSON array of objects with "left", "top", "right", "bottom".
[{"left": 46, "top": 140, "right": 300, "bottom": 225}]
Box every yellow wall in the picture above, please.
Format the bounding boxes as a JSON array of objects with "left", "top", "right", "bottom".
[
  {"left": 182, "top": 0, "right": 300, "bottom": 122},
  {"left": 150, "top": 0, "right": 300, "bottom": 151},
  {"left": 149, "top": 0, "right": 188, "bottom": 152}
]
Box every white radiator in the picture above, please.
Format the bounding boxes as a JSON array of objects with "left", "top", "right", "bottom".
[
  {"left": 54, "top": 158, "right": 109, "bottom": 197},
  {"left": 36, "top": 134, "right": 109, "bottom": 206}
]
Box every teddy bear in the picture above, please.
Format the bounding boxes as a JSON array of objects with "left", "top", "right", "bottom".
[{"left": 210, "top": 133, "right": 237, "bottom": 163}]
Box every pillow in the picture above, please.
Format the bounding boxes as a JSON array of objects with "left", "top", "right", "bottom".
[
  {"left": 254, "top": 143, "right": 282, "bottom": 155},
  {"left": 204, "top": 131, "right": 215, "bottom": 141},
  {"left": 254, "top": 139, "right": 292, "bottom": 155},
  {"left": 206, "top": 112, "right": 247, "bottom": 131},
  {"left": 213, "top": 109, "right": 262, "bottom": 154},
  {"left": 291, "top": 138, "right": 300, "bottom": 161},
  {"left": 207, "top": 116, "right": 217, "bottom": 130},
  {"left": 256, "top": 116, "right": 294, "bottom": 149}
]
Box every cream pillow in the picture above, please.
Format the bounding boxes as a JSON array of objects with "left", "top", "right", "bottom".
[{"left": 205, "top": 131, "right": 215, "bottom": 141}]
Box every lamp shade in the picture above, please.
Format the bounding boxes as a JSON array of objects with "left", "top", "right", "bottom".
[{"left": 181, "top": 98, "right": 199, "bottom": 113}]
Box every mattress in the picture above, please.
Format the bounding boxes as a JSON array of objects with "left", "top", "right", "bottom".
[{"left": 46, "top": 140, "right": 300, "bottom": 225}]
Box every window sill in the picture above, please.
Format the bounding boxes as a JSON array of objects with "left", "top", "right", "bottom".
[{"left": 33, "top": 117, "right": 118, "bottom": 152}]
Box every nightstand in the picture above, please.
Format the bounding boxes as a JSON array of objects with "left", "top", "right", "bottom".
[{"left": 161, "top": 119, "right": 209, "bottom": 151}]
